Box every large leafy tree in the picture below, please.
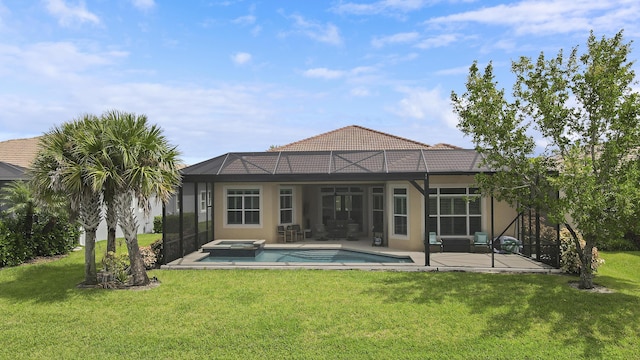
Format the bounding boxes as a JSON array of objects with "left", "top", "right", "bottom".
[
  {"left": 451, "top": 31, "right": 640, "bottom": 289},
  {"left": 31, "top": 115, "right": 104, "bottom": 285}
]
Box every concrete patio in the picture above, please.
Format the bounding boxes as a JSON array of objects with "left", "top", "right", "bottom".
[{"left": 163, "top": 237, "right": 560, "bottom": 274}]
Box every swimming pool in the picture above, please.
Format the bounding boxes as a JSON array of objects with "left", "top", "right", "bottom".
[{"left": 197, "top": 248, "right": 413, "bottom": 263}]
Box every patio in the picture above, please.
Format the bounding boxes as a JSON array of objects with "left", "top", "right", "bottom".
[{"left": 163, "top": 237, "right": 559, "bottom": 273}]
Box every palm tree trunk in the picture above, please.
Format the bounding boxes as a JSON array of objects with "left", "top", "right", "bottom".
[
  {"left": 84, "top": 231, "right": 97, "bottom": 285},
  {"left": 79, "top": 192, "right": 102, "bottom": 285},
  {"left": 106, "top": 205, "right": 117, "bottom": 253},
  {"left": 116, "top": 192, "right": 149, "bottom": 286}
]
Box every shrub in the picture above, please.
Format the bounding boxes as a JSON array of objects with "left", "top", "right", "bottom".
[
  {"left": 101, "top": 251, "right": 130, "bottom": 284},
  {"left": 153, "top": 216, "right": 162, "bottom": 233},
  {"left": 150, "top": 238, "right": 163, "bottom": 266},
  {"left": 139, "top": 246, "right": 157, "bottom": 270},
  {"left": 559, "top": 228, "right": 604, "bottom": 274},
  {"left": 597, "top": 238, "right": 637, "bottom": 251},
  {"left": 0, "top": 213, "right": 80, "bottom": 268},
  {"left": 31, "top": 215, "right": 80, "bottom": 257},
  {"left": 0, "top": 216, "right": 33, "bottom": 267}
]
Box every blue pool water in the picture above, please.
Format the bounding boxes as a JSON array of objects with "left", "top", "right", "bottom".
[{"left": 198, "top": 248, "right": 413, "bottom": 263}]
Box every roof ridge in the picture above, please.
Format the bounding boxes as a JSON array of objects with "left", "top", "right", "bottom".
[
  {"left": 350, "top": 125, "right": 433, "bottom": 148},
  {"left": 269, "top": 124, "right": 435, "bottom": 152}
]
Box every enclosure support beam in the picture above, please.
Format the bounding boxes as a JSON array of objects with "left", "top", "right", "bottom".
[{"left": 424, "top": 174, "right": 430, "bottom": 267}]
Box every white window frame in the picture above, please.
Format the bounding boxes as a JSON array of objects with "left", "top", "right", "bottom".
[
  {"left": 279, "top": 187, "right": 294, "bottom": 225},
  {"left": 223, "top": 185, "right": 262, "bottom": 228},
  {"left": 428, "top": 187, "right": 482, "bottom": 237},
  {"left": 199, "top": 190, "right": 207, "bottom": 213}
]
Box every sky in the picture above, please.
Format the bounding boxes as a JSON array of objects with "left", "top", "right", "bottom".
[{"left": 1, "top": 0, "right": 639, "bottom": 165}]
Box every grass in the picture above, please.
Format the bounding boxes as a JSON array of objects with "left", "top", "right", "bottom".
[{"left": 1, "top": 237, "right": 639, "bottom": 359}]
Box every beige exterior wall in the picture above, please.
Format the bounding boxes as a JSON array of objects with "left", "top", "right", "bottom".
[
  {"left": 213, "top": 182, "right": 305, "bottom": 243},
  {"left": 210, "top": 176, "right": 519, "bottom": 250},
  {"left": 386, "top": 176, "right": 519, "bottom": 251}
]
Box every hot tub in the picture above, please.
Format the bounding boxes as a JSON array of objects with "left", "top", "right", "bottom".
[{"left": 201, "top": 239, "right": 266, "bottom": 257}]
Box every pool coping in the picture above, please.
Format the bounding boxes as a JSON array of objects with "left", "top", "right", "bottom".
[{"left": 162, "top": 243, "right": 561, "bottom": 274}]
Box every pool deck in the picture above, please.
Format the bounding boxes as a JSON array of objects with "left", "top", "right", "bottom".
[{"left": 163, "top": 238, "right": 560, "bottom": 274}]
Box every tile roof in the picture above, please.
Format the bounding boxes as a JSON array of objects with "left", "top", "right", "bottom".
[
  {"left": 0, "top": 136, "right": 42, "bottom": 168},
  {"left": 269, "top": 125, "right": 460, "bottom": 152},
  {"left": 182, "top": 149, "right": 490, "bottom": 179}
]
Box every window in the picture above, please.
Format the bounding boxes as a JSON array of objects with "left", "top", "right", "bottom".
[
  {"left": 279, "top": 188, "right": 293, "bottom": 224},
  {"left": 199, "top": 191, "right": 207, "bottom": 212},
  {"left": 429, "top": 188, "right": 481, "bottom": 236},
  {"left": 226, "top": 188, "right": 260, "bottom": 225},
  {"left": 393, "top": 188, "right": 408, "bottom": 236}
]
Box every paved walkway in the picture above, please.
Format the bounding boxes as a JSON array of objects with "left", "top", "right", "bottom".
[{"left": 163, "top": 238, "right": 560, "bottom": 274}]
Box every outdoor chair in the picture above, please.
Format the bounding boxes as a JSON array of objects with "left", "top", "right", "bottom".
[
  {"left": 286, "top": 224, "right": 303, "bottom": 242},
  {"left": 473, "top": 231, "right": 490, "bottom": 253},
  {"left": 277, "top": 225, "right": 287, "bottom": 243},
  {"left": 291, "top": 224, "right": 304, "bottom": 241},
  {"left": 429, "top": 232, "right": 442, "bottom": 252}
]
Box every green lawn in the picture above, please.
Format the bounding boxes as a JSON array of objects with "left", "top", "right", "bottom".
[{"left": 1, "top": 236, "right": 639, "bottom": 359}]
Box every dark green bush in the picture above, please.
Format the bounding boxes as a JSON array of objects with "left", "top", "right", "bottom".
[
  {"left": 153, "top": 215, "right": 162, "bottom": 233},
  {"left": 598, "top": 238, "right": 638, "bottom": 251},
  {"left": 0, "top": 213, "right": 80, "bottom": 268},
  {"left": 31, "top": 214, "right": 81, "bottom": 257}
]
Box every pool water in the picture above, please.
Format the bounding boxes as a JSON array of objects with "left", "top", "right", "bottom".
[{"left": 198, "top": 248, "right": 413, "bottom": 263}]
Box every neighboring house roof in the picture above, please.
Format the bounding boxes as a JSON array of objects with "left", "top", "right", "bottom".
[
  {"left": 0, "top": 161, "right": 28, "bottom": 181},
  {"left": 269, "top": 125, "right": 460, "bottom": 152},
  {"left": 0, "top": 136, "right": 42, "bottom": 168}
]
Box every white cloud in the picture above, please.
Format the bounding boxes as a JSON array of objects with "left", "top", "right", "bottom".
[
  {"left": 0, "top": 42, "right": 127, "bottom": 80},
  {"left": 415, "top": 34, "right": 458, "bottom": 49},
  {"left": 231, "top": 52, "right": 252, "bottom": 65},
  {"left": 390, "top": 86, "right": 458, "bottom": 128},
  {"left": 285, "top": 13, "right": 343, "bottom": 46},
  {"left": 426, "top": 0, "right": 639, "bottom": 36},
  {"left": 233, "top": 14, "right": 256, "bottom": 25},
  {"left": 435, "top": 65, "right": 472, "bottom": 76},
  {"left": 371, "top": 32, "right": 420, "bottom": 48},
  {"left": 302, "top": 66, "right": 377, "bottom": 80},
  {"left": 332, "top": 0, "right": 431, "bottom": 15},
  {"left": 44, "top": 0, "right": 100, "bottom": 27},
  {"left": 131, "top": 0, "right": 155, "bottom": 11},
  {"left": 303, "top": 67, "right": 345, "bottom": 79},
  {"left": 350, "top": 87, "right": 371, "bottom": 97}
]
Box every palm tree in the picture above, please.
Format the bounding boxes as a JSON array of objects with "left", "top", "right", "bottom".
[
  {"left": 0, "top": 181, "right": 35, "bottom": 241},
  {"left": 101, "top": 110, "right": 181, "bottom": 286},
  {"left": 30, "top": 115, "right": 104, "bottom": 285}
]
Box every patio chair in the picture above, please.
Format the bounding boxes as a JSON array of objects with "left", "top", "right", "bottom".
[
  {"left": 429, "top": 232, "right": 442, "bottom": 253},
  {"left": 473, "top": 232, "right": 490, "bottom": 253},
  {"left": 277, "top": 225, "right": 287, "bottom": 243},
  {"left": 291, "top": 224, "right": 304, "bottom": 240}
]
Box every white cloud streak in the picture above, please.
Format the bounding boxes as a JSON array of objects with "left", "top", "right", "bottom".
[
  {"left": 231, "top": 52, "right": 252, "bottom": 65},
  {"left": 390, "top": 86, "right": 458, "bottom": 128},
  {"left": 332, "top": 0, "right": 432, "bottom": 15},
  {"left": 371, "top": 32, "right": 420, "bottom": 48},
  {"left": 285, "top": 13, "right": 343, "bottom": 46},
  {"left": 302, "top": 66, "right": 377, "bottom": 80},
  {"left": 427, "top": 0, "right": 639, "bottom": 36},
  {"left": 131, "top": 0, "right": 155, "bottom": 11},
  {"left": 415, "top": 33, "right": 458, "bottom": 49},
  {"left": 0, "top": 42, "right": 127, "bottom": 80},
  {"left": 44, "top": 0, "right": 100, "bottom": 27}
]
